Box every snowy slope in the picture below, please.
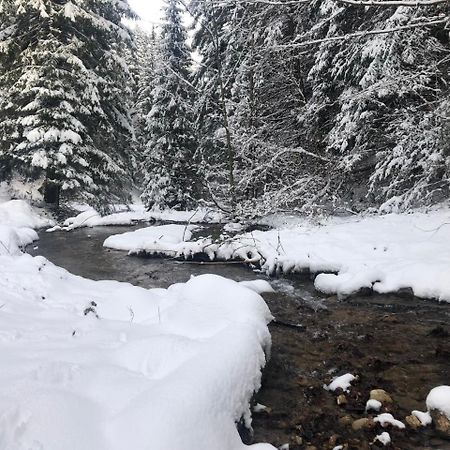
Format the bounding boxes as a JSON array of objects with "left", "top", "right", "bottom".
[{"left": 0, "top": 200, "right": 275, "bottom": 450}]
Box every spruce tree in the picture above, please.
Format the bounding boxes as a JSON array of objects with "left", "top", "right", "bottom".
[
  {"left": 141, "top": 0, "right": 199, "bottom": 210},
  {"left": 0, "top": 0, "right": 135, "bottom": 208}
]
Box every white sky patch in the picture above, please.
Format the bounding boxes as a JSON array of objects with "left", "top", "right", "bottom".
[{"left": 129, "top": 0, "right": 164, "bottom": 25}]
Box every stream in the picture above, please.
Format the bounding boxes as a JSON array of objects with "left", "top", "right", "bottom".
[{"left": 30, "top": 225, "right": 450, "bottom": 450}]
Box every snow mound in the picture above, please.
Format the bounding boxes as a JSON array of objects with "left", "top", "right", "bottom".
[
  {"left": 374, "top": 432, "right": 391, "bottom": 446},
  {"left": 326, "top": 373, "right": 356, "bottom": 392},
  {"left": 0, "top": 199, "right": 54, "bottom": 254},
  {"left": 51, "top": 204, "right": 223, "bottom": 231},
  {"left": 374, "top": 413, "right": 405, "bottom": 429},
  {"left": 0, "top": 253, "right": 274, "bottom": 450},
  {"left": 103, "top": 224, "right": 197, "bottom": 254},
  {"left": 426, "top": 385, "right": 450, "bottom": 419}
]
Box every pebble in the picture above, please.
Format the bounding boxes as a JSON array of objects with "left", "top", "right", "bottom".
[
  {"left": 337, "top": 394, "right": 347, "bottom": 406},
  {"left": 370, "top": 389, "right": 393, "bottom": 404},
  {"left": 405, "top": 414, "right": 422, "bottom": 429},
  {"left": 339, "top": 415, "right": 353, "bottom": 426},
  {"left": 352, "top": 418, "right": 374, "bottom": 431},
  {"left": 431, "top": 410, "right": 450, "bottom": 436}
]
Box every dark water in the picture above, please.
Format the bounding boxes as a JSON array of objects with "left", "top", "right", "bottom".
[{"left": 31, "top": 225, "right": 450, "bottom": 450}]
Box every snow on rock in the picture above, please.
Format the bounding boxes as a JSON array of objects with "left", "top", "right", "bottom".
[
  {"left": 413, "top": 385, "right": 450, "bottom": 426},
  {"left": 426, "top": 385, "right": 450, "bottom": 419},
  {"left": 52, "top": 204, "right": 223, "bottom": 231},
  {"left": 0, "top": 252, "right": 275, "bottom": 450},
  {"left": 412, "top": 410, "right": 432, "bottom": 426},
  {"left": 374, "top": 432, "right": 391, "bottom": 446},
  {"left": 374, "top": 413, "right": 405, "bottom": 429},
  {"left": 366, "top": 399, "right": 382, "bottom": 412},
  {"left": 179, "top": 208, "right": 450, "bottom": 302},
  {"left": 103, "top": 224, "right": 197, "bottom": 254},
  {"left": 325, "top": 373, "right": 356, "bottom": 392}
]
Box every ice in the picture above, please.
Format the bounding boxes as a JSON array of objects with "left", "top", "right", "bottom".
[{"left": 326, "top": 373, "right": 356, "bottom": 392}]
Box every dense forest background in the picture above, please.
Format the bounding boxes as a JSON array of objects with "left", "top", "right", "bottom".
[{"left": 0, "top": 0, "right": 449, "bottom": 217}]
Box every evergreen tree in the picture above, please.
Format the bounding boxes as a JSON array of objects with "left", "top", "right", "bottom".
[
  {"left": 141, "top": 0, "right": 199, "bottom": 210},
  {"left": 0, "top": 0, "right": 135, "bottom": 208},
  {"left": 131, "top": 27, "right": 157, "bottom": 151}
]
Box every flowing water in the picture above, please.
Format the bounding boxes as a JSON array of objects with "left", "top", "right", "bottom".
[{"left": 30, "top": 225, "right": 450, "bottom": 450}]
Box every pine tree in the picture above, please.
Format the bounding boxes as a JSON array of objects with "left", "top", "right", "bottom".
[
  {"left": 0, "top": 0, "right": 135, "bottom": 208},
  {"left": 141, "top": 0, "right": 199, "bottom": 210}
]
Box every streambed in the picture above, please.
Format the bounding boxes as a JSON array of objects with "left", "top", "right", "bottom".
[{"left": 30, "top": 225, "right": 450, "bottom": 450}]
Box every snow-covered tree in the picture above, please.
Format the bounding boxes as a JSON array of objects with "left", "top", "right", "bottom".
[
  {"left": 141, "top": 0, "right": 200, "bottom": 210},
  {"left": 0, "top": 0, "right": 135, "bottom": 207}
]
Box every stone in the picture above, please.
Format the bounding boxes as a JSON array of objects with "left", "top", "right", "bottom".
[
  {"left": 291, "top": 435, "right": 303, "bottom": 445},
  {"left": 405, "top": 414, "right": 422, "bottom": 429},
  {"left": 352, "top": 418, "right": 374, "bottom": 431},
  {"left": 370, "top": 389, "right": 393, "bottom": 404},
  {"left": 337, "top": 394, "right": 347, "bottom": 406},
  {"left": 431, "top": 410, "right": 450, "bottom": 436},
  {"left": 338, "top": 415, "right": 353, "bottom": 427}
]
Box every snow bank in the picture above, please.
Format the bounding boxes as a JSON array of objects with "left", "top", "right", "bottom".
[
  {"left": 0, "top": 198, "right": 275, "bottom": 449},
  {"left": 50, "top": 204, "right": 223, "bottom": 231},
  {"left": 164, "top": 208, "right": 450, "bottom": 302},
  {"left": 103, "top": 224, "right": 197, "bottom": 254},
  {"left": 0, "top": 199, "right": 53, "bottom": 254},
  {"left": 0, "top": 254, "right": 274, "bottom": 450}
]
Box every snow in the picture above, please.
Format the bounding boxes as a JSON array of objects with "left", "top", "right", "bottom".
[
  {"left": 239, "top": 280, "right": 274, "bottom": 294},
  {"left": 49, "top": 204, "right": 223, "bottom": 231},
  {"left": 325, "top": 373, "right": 356, "bottom": 392},
  {"left": 0, "top": 199, "right": 54, "bottom": 254},
  {"left": 426, "top": 385, "right": 450, "bottom": 419},
  {"left": 374, "top": 413, "right": 405, "bottom": 429},
  {"left": 103, "top": 224, "right": 197, "bottom": 254},
  {"left": 366, "top": 399, "right": 382, "bottom": 412},
  {"left": 374, "top": 432, "right": 391, "bottom": 446},
  {"left": 0, "top": 198, "right": 276, "bottom": 450},
  {"left": 173, "top": 208, "right": 450, "bottom": 302},
  {"left": 411, "top": 410, "right": 432, "bottom": 426}
]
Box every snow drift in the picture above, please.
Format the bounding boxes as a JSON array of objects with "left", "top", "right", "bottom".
[{"left": 0, "top": 199, "right": 275, "bottom": 450}]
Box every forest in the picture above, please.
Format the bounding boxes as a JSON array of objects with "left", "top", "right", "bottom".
[{"left": 1, "top": 0, "right": 448, "bottom": 216}]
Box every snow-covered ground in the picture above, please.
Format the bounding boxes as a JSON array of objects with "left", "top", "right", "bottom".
[
  {"left": 47, "top": 204, "right": 223, "bottom": 232},
  {"left": 109, "top": 208, "right": 450, "bottom": 302},
  {"left": 103, "top": 224, "right": 198, "bottom": 254},
  {"left": 0, "top": 199, "right": 275, "bottom": 450}
]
